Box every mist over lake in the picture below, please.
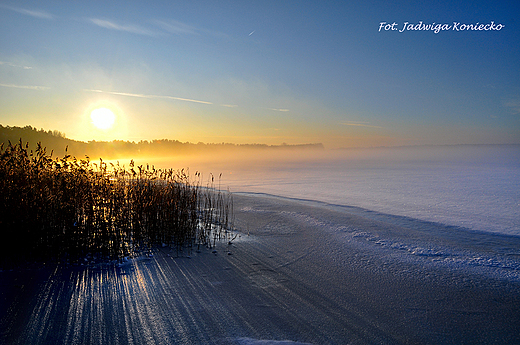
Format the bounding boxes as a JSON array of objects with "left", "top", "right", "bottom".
[{"left": 146, "top": 145, "right": 520, "bottom": 237}]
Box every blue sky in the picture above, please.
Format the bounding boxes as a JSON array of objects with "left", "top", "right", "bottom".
[{"left": 0, "top": 0, "right": 519, "bottom": 148}]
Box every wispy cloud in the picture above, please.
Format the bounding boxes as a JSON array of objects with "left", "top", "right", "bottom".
[
  {"left": 503, "top": 99, "right": 520, "bottom": 114},
  {"left": 85, "top": 89, "right": 213, "bottom": 105},
  {"left": 89, "top": 18, "right": 158, "bottom": 36},
  {"left": 268, "top": 108, "right": 290, "bottom": 112},
  {"left": 152, "top": 19, "right": 229, "bottom": 39},
  {"left": 0, "top": 83, "right": 49, "bottom": 90},
  {"left": 0, "top": 5, "right": 54, "bottom": 19},
  {"left": 220, "top": 104, "right": 238, "bottom": 108},
  {"left": 341, "top": 121, "right": 383, "bottom": 129},
  {"left": 153, "top": 20, "right": 199, "bottom": 35},
  {"left": 0, "top": 61, "right": 32, "bottom": 70}
]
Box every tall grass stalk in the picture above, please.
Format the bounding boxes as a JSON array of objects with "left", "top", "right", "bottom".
[{"left": 0, "top": 140, "right": 233, "bottom": 266}]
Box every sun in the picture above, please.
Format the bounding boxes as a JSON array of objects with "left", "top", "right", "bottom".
[{"left": 90, "top": 107, "right": 116, "bottom": 130}]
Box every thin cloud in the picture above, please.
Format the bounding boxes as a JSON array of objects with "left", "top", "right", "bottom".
[
  {"left": 152, "top": 19, "right": 229, "bottom": 39},
  {"left": 220, "top": 104, "right": 238, "bottom": 108},
  {"left": 0, "top": 83, "right": 49, "bottom": 90},
  {"left": 153, "top": 20, "right": 199, "bottom": 35},
  {"left": 341, "top": 121, "right": 383, "bottom": 129},
  {"left": 0, "top": 5, "right": 54, "bottom": 19},
  {"left": 0, "top": 61, "right": 32, "bottom": 70},
  {"left": 85, "top": 89, "right": 213, "bottom": 105},
  {"left": 268, "top": 108, "right": 290, "bottom": 112},
  {"left": 503, "top": 99, "right": 520, "bottom": 114},
  {"left": 89, "top": 18, "right": 157, "bottom": 36},
  {"left": 161, "top": 95, "right": 213, "bottom": 105}
]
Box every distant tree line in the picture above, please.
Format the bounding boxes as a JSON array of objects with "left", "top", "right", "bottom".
[{"left": 0, "top": 124, "right": 324, "bottom": 159}]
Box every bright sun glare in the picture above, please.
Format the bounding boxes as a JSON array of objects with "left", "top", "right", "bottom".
[{"left": 90, "top": 107, "right": 116, "bottom": 130}]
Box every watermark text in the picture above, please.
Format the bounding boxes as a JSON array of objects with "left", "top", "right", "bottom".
[{"left": 378, "top": 21, "right": 505, "bottom": 33}]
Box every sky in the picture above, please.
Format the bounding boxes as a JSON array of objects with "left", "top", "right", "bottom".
[{"left": 0, "top": 0, "right": 519, "bottom": 149}]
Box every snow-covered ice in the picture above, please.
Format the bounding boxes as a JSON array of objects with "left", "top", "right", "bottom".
[
  {"left": 216, "top": 145, "right": 520, "bottom": 237},
  {"left": 1, "top": 145, "right": 519, "bottom": 344}
]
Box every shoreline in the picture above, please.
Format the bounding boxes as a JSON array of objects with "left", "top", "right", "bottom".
[
  {"left": 2, "top": 192, "right": 520, "bottom": 344},
  {"left": 235, "top": 192, "right": 520, "bottom": 281},
  {"left": 235, "top": 191, "right": 520, "bottom": 238}
]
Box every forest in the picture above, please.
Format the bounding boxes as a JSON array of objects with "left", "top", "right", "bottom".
[{"left": 0, "top": 124, "right": 324, "bottom": 159}]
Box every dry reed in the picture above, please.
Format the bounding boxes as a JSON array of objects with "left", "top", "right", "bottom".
[{"left": 0, "top": 140, "right": 233, "bottom": 266}]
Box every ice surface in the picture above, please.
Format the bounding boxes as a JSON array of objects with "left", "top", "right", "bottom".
[
  {"left": 234, "top": 338, "right": 313, "bottom": 345},
  {"left": 178, "top": 145, "right": 519, "bottom": 236},
  {"left": 2, "top": 192, "right": 520, "bottom": 344},
  {"left": 237, "top": 193, "right": 520, "bottom": 283}
]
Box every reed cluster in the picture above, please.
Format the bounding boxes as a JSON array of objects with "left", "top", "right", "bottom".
[{"left": 0, "top": 140, "right": 233, "bottom": 266}]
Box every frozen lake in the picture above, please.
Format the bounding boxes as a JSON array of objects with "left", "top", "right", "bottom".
[
  {"left": 157, "top": 145, "right": 520, "bottom": 237},
  {"left": 2, "top": 193, "right": 520, "bottom": 344},
  {"left": 2, "top": 145, "right": 520, "bottom": 344}
]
